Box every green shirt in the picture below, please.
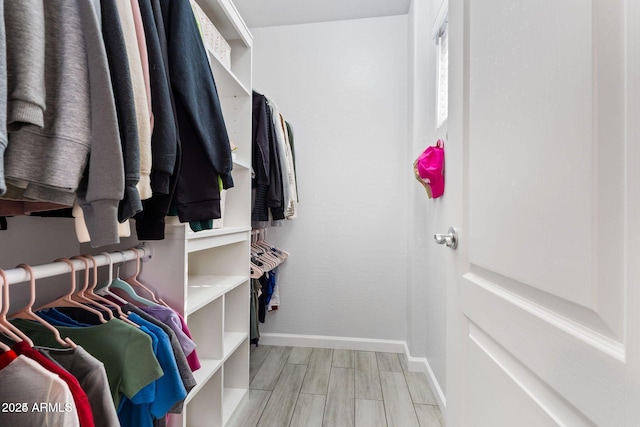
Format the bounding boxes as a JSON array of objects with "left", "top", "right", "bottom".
[{"left": 13, "top": 318, "right": 163, "bottom": 407}]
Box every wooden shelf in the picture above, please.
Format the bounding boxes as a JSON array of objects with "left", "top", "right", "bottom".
[{"left": 186, "top": 275, "right": 248, "bottom": 315}]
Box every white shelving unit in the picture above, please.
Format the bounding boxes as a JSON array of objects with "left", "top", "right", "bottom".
[{"left": 140, "top": 1, "right": 252, "bottom": 425}]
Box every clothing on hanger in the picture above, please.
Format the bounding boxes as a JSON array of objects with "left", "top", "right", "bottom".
[
  {"left": 0, "top": 353, "right": 81, "bottom": 427},
  {"left": 10, "top": 339, "right": 95, "bottom": 427},
  {"left": 38, "top": 345, "right": 121, "bottom": 427},
  {"left": 250, "top": 92, "right": 299, "bottom": 227},
  {"left": 13, "top": 318, "right": 163, "bottom": 409},
  {"left": 0, "top": 0, "right": 233, "bottom": 247}
]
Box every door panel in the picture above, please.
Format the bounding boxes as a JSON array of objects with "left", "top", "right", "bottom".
[
  {"left": 466, "top": 322, "right": 597, "bottom": 427},
  {"left": 467, "top": 0, "right": 624, "bottom": 339},
  {"left": 448, "top": 0, "right": 636, "bottom": 425},
  {"left": 467, "top": 0, "right": 624, "bottom": 355},
  {"left": 469, "top": 0, "right": 595, "bottom": 308}
]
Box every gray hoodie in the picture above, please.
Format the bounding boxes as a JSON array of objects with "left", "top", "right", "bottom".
[{"left": 4, "top": 0, "right": 125, "bottom": 247}]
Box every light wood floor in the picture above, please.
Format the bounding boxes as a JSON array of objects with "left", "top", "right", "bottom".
[{"left": 228, "top": 345, "right": 445, "bottom": 427}]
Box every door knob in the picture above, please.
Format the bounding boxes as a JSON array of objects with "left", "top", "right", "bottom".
[{"left": 434, "top": 227, "right": 458, "bottom": 249}]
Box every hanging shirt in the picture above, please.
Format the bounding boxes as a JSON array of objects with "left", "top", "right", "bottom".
[
  {"left": 176, "top": 312, "right": 201, "bottom": 372},
  {"left": 13, "top": 318, "right": 163, "bottom": 409},
  {"left": 139, "top": 306, "right": 197, "bottom": 359},
  {"left": 38, "top": 346, "right": 122, "bottom": 427},
  {"left": 116, "top": 325, "right": 158, "bottom": 427},
  {"left": 38, "top": 308, "right": 91, "bottom": 327},
  {"left": 11, "top": 340, "right": 95, "bottom": 427},
  {"left": 3, "top": 0, "right": 90, "bottom": 206},
  {"left": 0, "top": 354, "right": 80, "bottom": 427},
  {"left": 122, "top": 303, "right": 196, "bottom": 411},
  {"left": 115, "top": 0, "right": 152, "bottom": 200},
  {"left": 122, "top": 313, "right": 187, "bottom": 418}
]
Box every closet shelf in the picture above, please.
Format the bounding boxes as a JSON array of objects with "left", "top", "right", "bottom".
[
  {"left": 186, "top": 275, "right": 248, "bottom": 315},
  {"left": 195, "top": 0, "right": 251, "bottom": 46},
  {"left": 223, "top": 332, "right": 247, "bottom": 359},
  {"left": 233, "top": 158, "right": 251, "bottom": 170},
  {"left": 186, "top": 358, "right": 224, "bottom": 404},
  {"left": 208, "top": 50, "right": 251, "bottom": 98},
  {"left": 185, "top": 225, "right": 250, "bottom": 239},
  {"left": 165, "top": 221, "right": 250, "bottom": 240},
  {"left": 186, "top": 228, "right": 249, "bottom": 253},
  {"left": 223, "top": 388, "right": 249, "bottom": 425}
]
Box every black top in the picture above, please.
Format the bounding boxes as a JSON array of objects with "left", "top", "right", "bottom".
[{"left": 158, "top": 0, "right": 233, "bottom": 223}]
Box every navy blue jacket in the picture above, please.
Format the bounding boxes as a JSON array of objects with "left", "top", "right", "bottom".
[{"left": 158, "top": 0, "right": 233, "bottom": 223}]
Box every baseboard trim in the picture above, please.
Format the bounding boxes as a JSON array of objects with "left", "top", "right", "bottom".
[
  {"left": 258, "top": 333, "right": 406, "bottom": 353},
  {"left": 403, "top": 343, "right": 447, "bottom": 412}
]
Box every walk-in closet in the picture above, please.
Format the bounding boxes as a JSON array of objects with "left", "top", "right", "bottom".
[{"left": 2, "top": 0, "right": 639, "bottom": 426}]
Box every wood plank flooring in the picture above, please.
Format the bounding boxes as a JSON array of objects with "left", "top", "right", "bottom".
[{"left": 228, "top": 345, "right": 445, "bottom": 427}]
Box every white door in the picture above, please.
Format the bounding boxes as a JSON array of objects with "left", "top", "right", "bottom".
[{"left": 445, "top": 1, "right": 640, "bottom": 425}]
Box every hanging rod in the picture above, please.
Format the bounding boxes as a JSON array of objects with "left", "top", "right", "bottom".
[{"left": 2, "top": 242, "right": 154, "bottom": 286}]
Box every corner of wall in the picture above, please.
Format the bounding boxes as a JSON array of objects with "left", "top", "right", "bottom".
[
  {"left": 406, "top": 0, "right": 448, "bottom": 400},
  {"left": 404, "top": 342, "right": 447, "bottom": 414}
]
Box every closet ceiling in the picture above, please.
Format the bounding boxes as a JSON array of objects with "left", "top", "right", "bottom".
[{"left": 233, "top": 0, "right": 411, "bottom": 28}]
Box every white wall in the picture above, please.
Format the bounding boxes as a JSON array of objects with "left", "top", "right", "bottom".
[
  {"left": 0, "top": 217, "right": 84, "bottom": 311},
  {"left": 407, "top": 0, "right": 448, "bottom": 396},
  {"left": 251, "top": 15, "right": 410, "bottom": 342}
]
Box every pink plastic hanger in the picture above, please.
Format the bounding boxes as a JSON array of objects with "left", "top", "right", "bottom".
[
  {"left": 37, "top": 258, "right": 107, "bottom": 324},
  {"left": 0, "top": 269, "right": 34, "bottom": 347},
  {"left": 250, "top": 263, "right": 264, "bottom": 279},
  {"left": 81, "top": 254, "right": 139, "bottom": 328},
  {"left": 70, "top": 256, "right": 111, "bottom": 321},
  {"left": 11, "top": 264, "right": 77, "bottom": 349},
  {"left": 256, "top": 229, "right": 288, "bottom": 261},
  {"left": 251, "top": 234, "right": 278, "bottom": 271}
]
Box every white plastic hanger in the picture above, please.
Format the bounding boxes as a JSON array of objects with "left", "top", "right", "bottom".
[
  {"left": 95, "top": 252, "right": 130, "bottom": 306},
  {"left": 98, "top": 252, "right": 159, "bottom": 307},
  {"left": 123, "top": 248, "right": 169, "bottom": 307}
]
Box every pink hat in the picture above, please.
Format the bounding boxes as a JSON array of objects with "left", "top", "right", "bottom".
[{"left": 413, "top": 139, "right": 445, "bottom": 199}]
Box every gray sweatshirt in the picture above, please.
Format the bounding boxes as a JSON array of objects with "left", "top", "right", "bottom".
[
  {"left": 4, "top": 0, "right": 46, "bottom": 129},
  {"left": 4, "top": 0, "right": 91, "bottom": 205},
  {"left": 75, "top": 0, "right": 125, "bottom": 247},
  {"left": 4, "top": 0, "right": 124, "bottom": 249}
]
